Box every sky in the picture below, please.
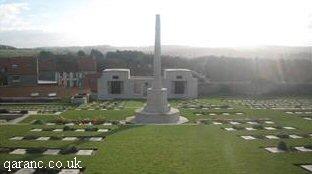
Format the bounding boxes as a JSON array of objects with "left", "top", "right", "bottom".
[{"left": 0, "top": 0, "right": 312, "bottom": 48}]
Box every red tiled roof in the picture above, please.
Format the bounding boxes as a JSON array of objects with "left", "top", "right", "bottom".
[
  {"left": 78, "top": 58, "right": 97, "bottom": 72},
  {"left": 39, "top": 57, "right": 56, "bottom": 71}
]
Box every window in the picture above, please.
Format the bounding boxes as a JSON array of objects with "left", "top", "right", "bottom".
[
  {"left": 112, "top": 75, "right": 119, "bottom": 79},
  {"left": 12, "top": 64, "right": 19, "bottom": 69},
  {"left": 48, "top": 93, "right": 57, "bottom": 97},
  {"left": 30, "top": 93, "right": 39, "bottom": 97},
  {"left": 108, "top": 81, "right": 123, "bottom": 94},
  {"left": 176, "top": 75, "right": 183, "bottom": 79},
  {"left": 173, "top": 81, "right": 186, "bottom": 94},
  {"left": 12, "top": 75, "right": 20, "bottom": 82}
]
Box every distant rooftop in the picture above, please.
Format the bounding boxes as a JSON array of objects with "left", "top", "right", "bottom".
[
  {"left": 165, "top": 69, "right": 191, "bottom": 72},
  {"left": 103, "top": 69, "right": 130, "bottom": 72},
  {"left": 38, "top": 80, "right": 57, "bottom": 84}
]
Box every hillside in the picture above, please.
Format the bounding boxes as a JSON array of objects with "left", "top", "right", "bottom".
[
  {"left": 37, "top": 45, "right": 312, "bottom": 59},
  {"left": 1, "top": 44, "right": 311, "bottom": 59},
  {"left": 0, "top": 45, "right": 16, "bottom": 50}
]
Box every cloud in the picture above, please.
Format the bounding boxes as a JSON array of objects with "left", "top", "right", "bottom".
[{"left": 0, "top": 2, "right": 30, "bottom": 31}]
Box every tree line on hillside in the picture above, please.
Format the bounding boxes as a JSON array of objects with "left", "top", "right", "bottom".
[{"left": 38, "top": 49, "right": 312, "bottom": 83}]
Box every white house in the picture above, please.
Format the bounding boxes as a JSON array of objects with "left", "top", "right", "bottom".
[{"left": 97, "top": 68, "right": 197, "bottom": 99}]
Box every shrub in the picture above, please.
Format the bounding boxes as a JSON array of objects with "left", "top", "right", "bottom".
[
  {"left": 276, "top": 133, "right": 289, "bottom": 139},
  {"left": 0, "top": 147, "right": 11, "bottom": 153},
  {"left": 26, "top": 147, "right": 46, "bottom": 154},
  {"left": 303, "top": 145, "right": 312, "bottom": 149},
  {"left": 42, "top": 127, "right": 54, "bottom": 131},
  {"left": 220, "top": 105, "right": 229, "bottom": 109},
  {"left": 23, "top": 135, "right": 39, "bottom": 140},
  {"left": 232, "top": 125, "right": 244, "bottom": 130},
  {"left": 63, "top": 126, "right": 74, "bottom": 131},
  {"left": 36, "top": 168, "right": 60, "bottom": 174},
  {"left": 50, "top": 136, "right": 62, "bottom": 140},
  {"left": 301, "top": 134, "right": 311, "bottom": 138},
  {"left": 277, "top": 141, "right": 288, "bottom": 151},
  {"left": 54, "top": 117, "right": 69, "bottom": 124},
  {"left": 273, "top": 125, "right": 283, "bottom": 129},
  {"left": 60, "top": 146, "right": 78, "bottom": 154},
  {"left": 0, "top": 109, "right": 9, "bottom": 113},
  {"left": 33, "top": 119, "right": 44, "bottom": 125},
  {"left": 111, "top": 120, "right": 119, "bottom": 125},
  {"left": 85, "top": 126, "right": 98, "bottom": 131},
  {"left": 20, "top": 110, "right": 28, "bottom": 114},
  {"left": 252, "top": 125, "right": 264, "bottom": 130},
  {"left": 198, "top": 119, "right": 210, "bottom": 125}
]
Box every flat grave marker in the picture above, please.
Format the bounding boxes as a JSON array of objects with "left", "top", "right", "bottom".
[
  {"left": 283, "top": 126, "right": 296, "bottom": 130},
  {"left": 241, "top": 136, "right": 256, "bottom": 140},
  {"left": 265, "top": 135, "right": 279, "bottom": 139},
  {"left": 294, "top": 147, "right": 312, "bottom": 152},
  {"left": 301, "top": 165, "right": 312, "bottom": 172},
  {"left": 59, "top": 169, "right": 81, "bottom": 174},
  {"left": 36, "top": 137, "right": 50, "bottom": 141},
  {"left": 98, "top": 129, "right": 109, "bottom": 132},
  {"left": 10, "top": 148, "right": 27, "bottom": 155},
  {"left": 62, "top": 137, "right": 78, "bottom": 141},
  {"left": 30, "top": 128, "right": 42, "bottom": 132},
  {"left": 289, "top": 135, "right": 302, "bottom": 139},
  {"left": 246, "top": 127, "right": 256, "bottom": 131},
  {"left": 264, "top": 127, "right": 276, "bottom": 130},
  {"left": 76, "top": 149, "right": 94, "bottom": 156},
  {"left": 43, "top": 149, "right": 60, "bottom": 155},
  {"left": 265, "top": 147, "right": 285, "bottom": 153},
  {"left": 10, "top": 136, "right": 24, "bottom": 140},
  {"left": 14, "top": 168, "right": 36, "bottom": 174}
]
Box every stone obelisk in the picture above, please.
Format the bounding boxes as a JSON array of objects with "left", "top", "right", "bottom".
[{"left": 128, "top": 15, "right": 188, "bottom": 124}]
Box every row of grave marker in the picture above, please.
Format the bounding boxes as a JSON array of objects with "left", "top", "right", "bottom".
[
  {"left": 241, "top": 134, "right": 312, "bottom": 140},
  {"left": 224, "top": 126, "right": 296, "bottom": 131},
  {"left": 1, "top": 148, "right": 96, "bottom": 156},
  {"left": 10, "top": 136, "right": 104, "bottom": 142},
  {"left": 31, "top": 128, "right": 109, "bottom": 132}
]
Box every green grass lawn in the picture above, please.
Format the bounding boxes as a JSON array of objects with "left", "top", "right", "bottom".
[
  {"left": 0, "top": 98, "right": 311, "bottom": 173},
  {"left": 60, "top": 109, "right": 135, "bottom": 121}
]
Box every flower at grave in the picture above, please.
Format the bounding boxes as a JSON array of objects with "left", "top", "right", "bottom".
[{"left": 54, "top": 117, "right": 68, "bottom": 124}]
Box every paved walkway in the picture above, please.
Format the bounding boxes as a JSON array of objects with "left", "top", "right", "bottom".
[{"left": 7, "top": 111, "right": 37, "bottom": 124}]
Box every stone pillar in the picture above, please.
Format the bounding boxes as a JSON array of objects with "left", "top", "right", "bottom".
[
  {"left": 128, "top": 15, "right": 187, "bottom": 124},
  {"left": 153, "top": 14, "right": 162, "bottom": 90}
]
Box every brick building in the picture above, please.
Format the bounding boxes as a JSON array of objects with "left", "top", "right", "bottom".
[
  {"left": 0, "top": 56, "right": 97, "bottom": 101},
  {"left": 0, "top": 57, "right": 38, "bottom": 86}
]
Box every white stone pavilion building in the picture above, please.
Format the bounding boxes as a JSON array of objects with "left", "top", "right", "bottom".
[{"left": 97, "top": 68, "right": 197, "bottom": 100}]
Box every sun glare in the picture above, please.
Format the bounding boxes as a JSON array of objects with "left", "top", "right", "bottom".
[{"left": 43, "top": 0, "right": 312, "bottom": 47}]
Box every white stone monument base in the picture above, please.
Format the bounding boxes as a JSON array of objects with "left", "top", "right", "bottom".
[{"left": 127, "top": 107, "right": 188, "bottom": 124}]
